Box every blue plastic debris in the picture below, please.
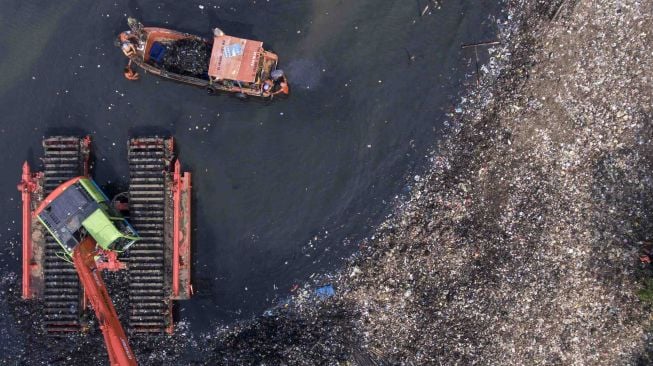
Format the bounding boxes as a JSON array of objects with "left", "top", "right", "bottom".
[{"left": 316, "top": 284, "right": 335, "bottom": 299}]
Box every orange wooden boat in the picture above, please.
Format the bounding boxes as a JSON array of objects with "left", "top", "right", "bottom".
[{"left": 117, "top": 18, "right": 288, "bottom": 99}]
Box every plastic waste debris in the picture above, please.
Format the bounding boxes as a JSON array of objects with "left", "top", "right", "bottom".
[
  {"left": 315, "top": 284, "right": 335, "bottom": 299},
  {"left": 159, "top": 39, "right": 211, "bottom": 79}
]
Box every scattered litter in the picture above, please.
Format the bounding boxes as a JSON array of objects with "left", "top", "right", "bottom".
[{"left": 315, "top": 284, "right": 335, "bottom": 299}]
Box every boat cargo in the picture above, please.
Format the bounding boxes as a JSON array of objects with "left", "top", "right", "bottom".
[{"left": 117, "top": 18, "right": 289, "bottom": 99}]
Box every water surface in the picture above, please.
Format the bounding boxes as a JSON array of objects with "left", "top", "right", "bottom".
[{"left": 0, "top": 0, "right": 501, "bottom": 337}]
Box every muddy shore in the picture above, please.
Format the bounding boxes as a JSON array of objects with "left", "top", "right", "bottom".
[{"left": 4, "top": 0, "right": 653, "bottom": 364}]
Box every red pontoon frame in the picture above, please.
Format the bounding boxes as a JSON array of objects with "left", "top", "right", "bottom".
[
  {"left": 17, "top": 162, "right": 41, "bottom": 299},
  {"left": 172, "top": 159, "right": 192, "bottom": 300}
]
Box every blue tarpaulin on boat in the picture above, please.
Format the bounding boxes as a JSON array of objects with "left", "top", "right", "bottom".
[
  {"left": 316, "top": 284, "right": 335, "bottom": 299},
  {"left": 150, "top": 42, "right": 166, "bottom": 64}
]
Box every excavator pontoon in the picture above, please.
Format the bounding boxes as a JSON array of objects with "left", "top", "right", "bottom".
[{"left": 18, "top": 136, "right": 193, "bottom": 365}]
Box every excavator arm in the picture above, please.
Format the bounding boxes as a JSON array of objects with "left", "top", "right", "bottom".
[{"left": 72, "top": 236, "right": 137, "bottom": 366}]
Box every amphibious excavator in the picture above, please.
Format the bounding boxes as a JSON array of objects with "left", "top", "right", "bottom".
[{"left": 17, "top": 136, "right": 192, "bottom": 365}]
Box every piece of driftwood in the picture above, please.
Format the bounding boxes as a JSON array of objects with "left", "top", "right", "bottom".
[{"left": 460, "top": 40, "right": 500, "bottom": 85}]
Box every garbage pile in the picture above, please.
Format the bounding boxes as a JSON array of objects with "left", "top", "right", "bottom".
[
  {"left": 162, "top": 39, "right": 211, "bottom": 79},
  {"left": 201, "top": 0, "right": 653, "bottom": 364}
]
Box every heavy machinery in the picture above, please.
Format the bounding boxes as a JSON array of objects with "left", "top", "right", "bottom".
[
  {"left": 18, "top": 136, "right": 192, "bottom": 364},
  {"left": 36, "top": 177, "right": 139, "bottom": 365}
]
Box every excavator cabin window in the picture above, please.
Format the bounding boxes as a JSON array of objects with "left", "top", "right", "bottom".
[{"left": 110, "top": 236, "right": 136, "bottom": 253}]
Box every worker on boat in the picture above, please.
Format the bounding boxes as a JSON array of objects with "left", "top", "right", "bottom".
[
  {"left": 123, "top": 60, "right": 140, "bottom": 81},
  {"left": 262, "top": 78, "right": 274, "bottom": 94},
  {"left": 272, "top": 76, "right": 289, "bottom": 96},
  {"left": 121, "top": 42, "right": 136, "bottom": 57}
]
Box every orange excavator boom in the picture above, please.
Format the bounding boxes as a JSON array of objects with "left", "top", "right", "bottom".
[{"left": 72, "top": 237, "right": 137, "bottom": 366}]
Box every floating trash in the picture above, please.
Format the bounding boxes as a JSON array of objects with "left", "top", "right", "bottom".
[{"left": 315, "top": 284, "right": 335, "bottom": 299}]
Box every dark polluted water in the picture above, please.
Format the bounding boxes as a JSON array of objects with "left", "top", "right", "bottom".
[{"left": 0, "top": 0, "right": 501, "bottom": 357}]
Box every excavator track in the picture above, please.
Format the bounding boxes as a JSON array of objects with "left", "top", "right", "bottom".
[
  {"left": 41, "top": 136, "right": 90, "bottom": 334},
  {"left": 127, "top": 137, "right": 173, "bottom": 332}
]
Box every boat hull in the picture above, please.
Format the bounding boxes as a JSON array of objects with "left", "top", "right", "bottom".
[{"left": 118, "top": 25, "right": 282, "bottom": 98}]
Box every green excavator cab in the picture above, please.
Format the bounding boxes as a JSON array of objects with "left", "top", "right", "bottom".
[{"left": 36, "top": 177, "right": 139, "bottom": 256}]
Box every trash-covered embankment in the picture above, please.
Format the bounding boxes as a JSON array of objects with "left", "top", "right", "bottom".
[{"left": 207, "top": 0, "right": 653, "bottom": 364}]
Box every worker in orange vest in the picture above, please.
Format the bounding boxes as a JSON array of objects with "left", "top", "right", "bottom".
[
  {"left": 123, "top": 60, "right": 140, "bottom": 81},
  {"left": 272, "top": 76, "right": 289, "bottom": 96}
]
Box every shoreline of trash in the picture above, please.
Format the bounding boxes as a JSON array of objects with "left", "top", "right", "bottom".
[
  {"left": 4, "top": 0, "right": 653, "bottom": 364},
  {"left": 204, "top": 0, "right": 653, "bottom": 364}
]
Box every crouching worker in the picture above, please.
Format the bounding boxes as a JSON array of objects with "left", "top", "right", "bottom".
[
  {"left": 272, "top": 76, "right": 289, "bottom": 96},
  {"left": 121, "top": 42, "right": 136, "bottom": 57},
  {"left": 262, "top": 78, "right": 274, "bottom": 95}
]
